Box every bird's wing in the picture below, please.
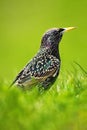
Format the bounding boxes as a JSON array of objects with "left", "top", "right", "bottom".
[{"left": 13, "top": 50, "right": 60, "bottom": 86}]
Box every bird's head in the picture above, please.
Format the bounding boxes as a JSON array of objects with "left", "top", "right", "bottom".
[{"left": 41, "top": 27, "right": 76, "bottom": 48}]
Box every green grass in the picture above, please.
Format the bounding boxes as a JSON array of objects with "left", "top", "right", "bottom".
[{"left": 0, "top": 66, "right": 87, "bottom": 130}]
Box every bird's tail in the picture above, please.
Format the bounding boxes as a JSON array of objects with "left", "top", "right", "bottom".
[
  {"left": 9, "top": 69, "right": 24, "bottom": 88},
  {"left": 9, "top": 79, "right": 16, "bottom": 88}
]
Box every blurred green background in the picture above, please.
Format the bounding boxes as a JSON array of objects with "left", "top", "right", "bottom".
[
  {"left": 0, "top": 0, "right": 87, "bottom": 80},
  {"left": 0, "top": 1, "right": 87, "bottom": 130}
]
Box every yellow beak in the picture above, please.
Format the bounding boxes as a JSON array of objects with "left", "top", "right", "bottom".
[{"left": 64, "top": 27, "right": 76, "bottom": 32}]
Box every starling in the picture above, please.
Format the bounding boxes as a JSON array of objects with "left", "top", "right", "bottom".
[{"left": 11, "top": 27, "right": 75, "bottom": 90}]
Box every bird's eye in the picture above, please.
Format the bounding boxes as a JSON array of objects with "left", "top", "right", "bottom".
[{"left": 59, "top": 28, "right": 64, "bottom": 33}]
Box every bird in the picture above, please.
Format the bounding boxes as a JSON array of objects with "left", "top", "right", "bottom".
[{"left": 11, "top": 27, "right": 75, "bottom": 90}]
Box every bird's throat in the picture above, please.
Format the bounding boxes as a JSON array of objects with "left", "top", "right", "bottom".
[{"left": 51, "top": 44, "right": 60, "bottom": 60}]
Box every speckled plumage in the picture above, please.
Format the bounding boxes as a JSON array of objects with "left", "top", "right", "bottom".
[
  {"left": 11, "top": 27, "right": 75, "bottom": 90},
  {"left": 14, "top": 48, "right": 60, "bottom": 89}
]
